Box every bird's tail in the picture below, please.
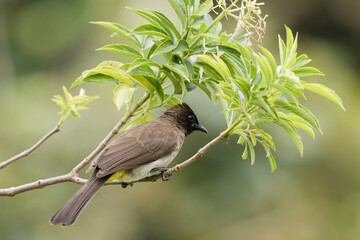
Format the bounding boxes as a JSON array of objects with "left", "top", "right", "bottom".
[{"left": 49, "top": 174, "right": 107, "bottom": 226}]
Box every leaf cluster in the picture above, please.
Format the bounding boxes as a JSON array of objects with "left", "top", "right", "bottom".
[
  {"left": 56, "top": 0, "right": 344, "bottom": 171},
  {"left": 52, "top": 87, "right": 98, "bottom": 125}
]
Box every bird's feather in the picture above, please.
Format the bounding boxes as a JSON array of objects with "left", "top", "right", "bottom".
[{"left": 95, "top": 120, "right": 184, "bottom": 178}]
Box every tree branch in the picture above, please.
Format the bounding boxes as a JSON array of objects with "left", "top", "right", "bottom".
[
  {"left": 0, "top": 174, "right": 80, "bottom": 197},
  {"left": 167, "top": 132, "right": 227, "bottom": 174},
  {"left": 0, "top": 93, "right": 233, "bottom": 197},
  {"left": 0, "top": 94, "right": 150, "bottom": 197},
  {"left": 0, "top": 124, "right": 60, "bottom": 169},
  {"left": 126, "top": 131, "right": 229, "bottom": 185},
  {"left": 0, "top": 129, "right": 229, "bottom": 196}
]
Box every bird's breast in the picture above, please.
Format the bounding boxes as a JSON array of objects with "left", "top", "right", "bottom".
[{"left": 120, "top": 137, "right": 183, "bottom": 183}]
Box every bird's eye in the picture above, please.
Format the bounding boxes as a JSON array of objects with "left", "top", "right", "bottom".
[{"left": 188, "top": 115, "right": 195, "bottom": 122}]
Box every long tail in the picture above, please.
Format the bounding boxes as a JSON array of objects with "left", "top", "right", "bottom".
[{"left": 49, "top": 174, "right": 107, "bottom": 226}]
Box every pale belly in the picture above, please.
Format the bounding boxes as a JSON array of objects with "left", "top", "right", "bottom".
[{"left": 120, "top": 145, "right": 181, "bottom": 183}]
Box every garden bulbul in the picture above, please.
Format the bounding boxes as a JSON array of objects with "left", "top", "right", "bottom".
[{"left": 50, "top": 103, "right": 207, "bottom": 226}]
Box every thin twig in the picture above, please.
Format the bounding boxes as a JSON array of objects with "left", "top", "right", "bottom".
[
  {"left": 0, "top": 130, "right": 228, "bottom": 196},
  {"left": 0, "top": 124, "right": 60, "bottom": 169},
  {"left": 127, "top": 131, "right": 229, "bottom": 184},
  {"left": 0, "top": 94, "right": 150, "bottom": 197},
  {"left": 0, "top": 95, "right": 234, "bottom": 197},
  {"left": 167, "top": 133, "right": 226, "bottom": 174},
  {"left": 128, "top": 121, "right": 239, "bottom": 184},
  {"left": 0, "top": 173, "right": 89, "bottom": 197}
]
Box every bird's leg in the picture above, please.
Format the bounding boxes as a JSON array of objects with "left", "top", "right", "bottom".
[
  {"left": 121, "top": 182, "right": 133, "bottom": 188},
  {"left": 150, "top": 167, "right": 172, "bottom": 182}
]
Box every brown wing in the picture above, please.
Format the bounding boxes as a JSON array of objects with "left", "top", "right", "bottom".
[{"left": 95, "top": 121, "right": 183, "bottom": 178}]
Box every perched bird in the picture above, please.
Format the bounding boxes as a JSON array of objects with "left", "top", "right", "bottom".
[{"left": 50, "top": 103, "right": 207, "bottom": 226}]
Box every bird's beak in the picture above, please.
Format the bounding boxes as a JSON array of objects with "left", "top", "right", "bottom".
[{"left": 192, "top": 124, "right": 208, "bottom": 133}]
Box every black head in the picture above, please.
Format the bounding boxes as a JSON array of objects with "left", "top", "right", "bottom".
[{"left": 161, "top": 103, "right": 207, "bottom": 136}]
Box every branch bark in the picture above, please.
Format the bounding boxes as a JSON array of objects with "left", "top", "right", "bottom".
[
  {"left": 126, "top": 131, "right": 228, "bottom": 185},
  {"left": 0, "top": 94, "right": 150, "bottom": 197},
  {"left": 0, "top": 124, "right": 60, "bottom": 169},
  {"left": 0, "top": 130, "right": 228, "bottom": 196},
  {"left": 0, "top": 94, "right": 233, "bottom": 197}
]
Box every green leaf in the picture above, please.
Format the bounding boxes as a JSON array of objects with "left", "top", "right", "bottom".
[
  {"left": 268, "top": 153, "right": 277, "bottom": 172},
  {"left": 168, "top": 0, "right": 186, "bottom": 28},
  {"left": 272, "top": 83, "right": 299, "bottom": 104},
  {"left": 256, "top": 129, "right": 276, "bottom": 150},
  {"left": 194, "top": 0, "right": 213, "bottom": 16},
  {"left": 303, "top": 83, "right": 345, "bottom": 110},
  {"left": 174, "top": 40, "right": 189, "bottom": 53},
  {"left": 293, "top": 67, "right": 324, "bottom": 77},
  {"left": 249, "top": 131, "right": 257, "bottom": 146},
  {"left": 147, "top": 43, "right": 158, "bottom": 59},
  {"left": 291, "top": 54, "right": 312, "bottom": 69},
  {"left": 52, "top": 86, "right": 98, "bottom": 124},
  {"left": 244, "top": 138, "right": 256, "bottom": 165},
  {"left": 284, "top": 26, "right": 298, "bottom": 67},
  {"left": 253, "top": 53, "right": 271, "bottom": 83},
  {"left": 113, "top": 83, "right": 135, "bottom": 110},
  {"left": 241, "top": 141, "right": 248, "bottom": 159},
  {"left": 131, "top": 75, "right": 154, "bottom": 91},
  {"left": 163, "top": 94, "right": 182, "bottom": 107},
  {"left": 129, "top": 8, "right": 180, "bottom": 42},
  {"left": 98, "top": 44, "right": 143, "bottom": 58},
  {"left": 72, "top": 73, "right": 118, "bottom": 87},
  {"left": 151, "top": 10, "right": 181, "bottom": 41},
  {"left": 197, "top": 54, "right": 231, "bottom": 79},
  {"left": 141, "top": 35, "right": 155, "bottom": 49},
  {"left": 151, "top": 39, "right": 176, "bottom": 58},
  {"left": 275, "top": 119, "right": 304, "bottom": 156},
  {"left": 278, "top": 35, "right": 286, "bottom": 66},
  {"left": 162, "top": 69, "right": 182, "bottom": 94},
  {"left": 126, "top": 58, "right": 158, "bottom": 76},
  {"left": 252, "top": 96, "right": 278, "bottom": 119},
  {"left": 259, "top": 46, "right": 277, "bottom": 74},
  {"left": 181, "top": 57, "right": 194, "bottom": 79},
  {"left": 127, "top": 64, "right": 155, "bottom": 76},
  {"left": 197, "top": 63, "right": 224, "bottom": 82},
  {"left": 275, "top": 99, "right": 320, "bottom": 130},
  {"left": 132, "top": 24, "right": 170, "bottom": 39},
  {"left": 233, "top": 78, "right": 250, "bottom": 101},
  {"left": 278, "top": 72, "right": 302, "bottom": 88},
  {"left": 279, "top": 112, "right": 316, "bottom": 139},
  {"left": 91, "top": 21, "right": 140, "bottom": 46},
  {"left": 72, "top": 61, "right": 133, "bottom": 88},
  {"left": 194, "top": 81, "right": 213, "bottom": 100},
  {"left": 163, "top": 62, "right": 190, "bottom": 81},
  {"left": 144, "top": 76, "right": 165, "bottom": 101}
]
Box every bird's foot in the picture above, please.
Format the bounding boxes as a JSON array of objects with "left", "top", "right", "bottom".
[
  {"left": 121, "top": 182, "right": 133, "bottom": 188},
  {"left": 150, "top": 167, "right": 172, "bottom": 182}
]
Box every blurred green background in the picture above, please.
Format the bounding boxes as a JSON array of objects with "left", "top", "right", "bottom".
[{"left": 0, "top": 0, "right": 359, "bottom": 239}]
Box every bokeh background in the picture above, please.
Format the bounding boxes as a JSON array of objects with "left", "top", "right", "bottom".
[{"left": 0, "top": 0, "right": 359, "bottom": 239}]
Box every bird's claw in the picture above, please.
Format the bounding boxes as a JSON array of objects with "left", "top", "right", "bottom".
[
  {"left": 121, "top": 182, "right": 133, "bottom": 188},
  {"left": 150, "top": 167, "right": 172, "bottom": 182}
]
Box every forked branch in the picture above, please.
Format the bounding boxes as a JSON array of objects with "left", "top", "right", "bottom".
[
  {"left": 0, "top": 94, "right": 150, "bottom": 197},
  {"left": 0, "top": 130, "right": 228, "bottom": 196}
]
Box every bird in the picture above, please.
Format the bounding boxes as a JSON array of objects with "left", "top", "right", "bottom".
[{"left": 50, "top": 103, "right": 207, "bottom": 226}]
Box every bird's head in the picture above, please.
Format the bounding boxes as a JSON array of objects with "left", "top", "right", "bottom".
[{"left": 161, "top": 103, "right": 207, "bottom": 136}]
